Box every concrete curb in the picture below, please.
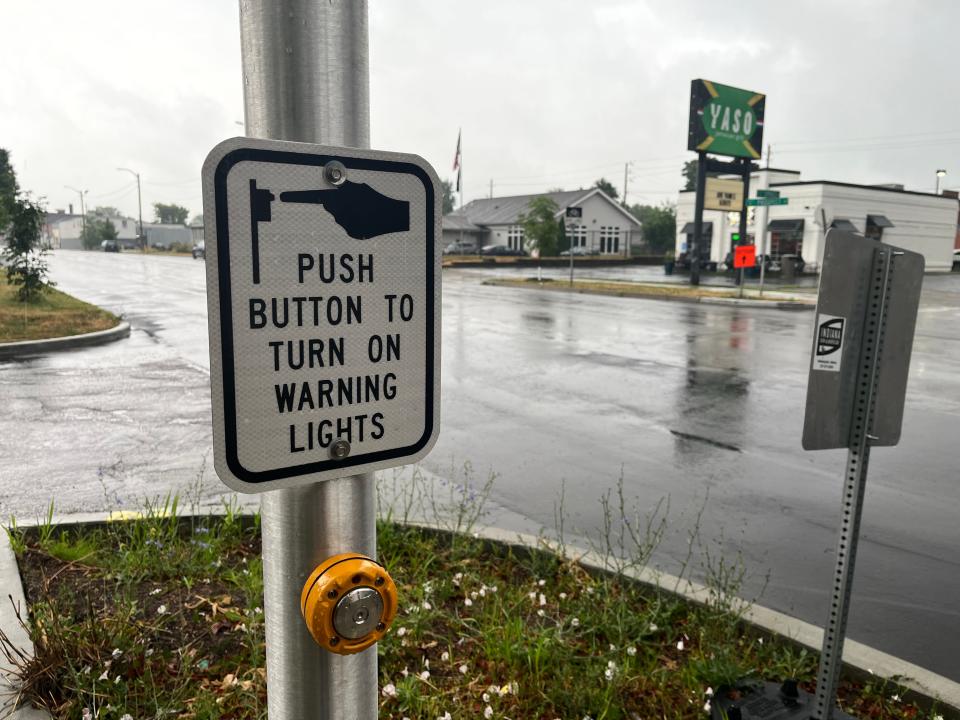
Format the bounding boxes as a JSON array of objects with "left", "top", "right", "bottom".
[
  {"left": 481, "top": 280, "right": 816, "bottom": 311},
  {"left": 1, "top": 511, "right": 957, "bottom": 716},
  {"left": 0, "top": 322, "right": 130, "bottom": 361}
]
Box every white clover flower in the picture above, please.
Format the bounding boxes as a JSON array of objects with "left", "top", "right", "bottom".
[
  {"left": 114, "top": 675, "right": 121, "bottom": 684},
  {"left": 156, "top": 604, "right": 167, "bottom": 615},
  {"left": 401, "top": 667, "right": 409, "bottom": 677},
  {"left": 891, "top": 694, "right": 901, "bottom": 702},
  {"left": 439, "top": 713, "right": 451, "bottom": 720},
  {"left": 419, "top": 670, "right": 430, "bottom": 681},
  {"left": 758, "top": 637, "right": 764, "bottom": 645},
  {"left": 585, "top": 586, "right": 594, "bottom": 595},
  {"left": 607, "top": 660, "right": 616, "bottom": 669},
  {"left": 470, "top": 591, "right": 478, "bottom": 600},
  {"left": 459, "top": 663, "right": 468, "bottom": 675},
  {"left": 82, "top": 710, "right": 93, "bottom": 720},
  {"left": 381, "top": 683, "right": 397, "bottom": 698},
  {"left": 528, "top": 591, "right": 537, "bottom": 601},
  {"left": 571, "top": 617, "right": 581, "bottom": 628},
  {"left": 82, "top": 665, "right": 92, "bottom": 675},
  {"left": 482, "top": 692, "right": 491, "bottom": 703},
  {"left": 539, "top": 593, "right": 547, "bottom": 607},
  {"left": 464, "top": 598, "right": 473, "bottom": 607},
  {"left": 933, "top": 714, "right": 944, "bottom": 720},
  {"left": 484, "top": 706, "right": 493, "bottom": 719},
  {"left": 604, "top": 667, "right": 615, "bottom": 681},
  {"left": 676, "top": 640, "right": 685, "bottom": 651},
  {"left": 98, "top": 670, "right": 109, "bottom": 681},
  {"left": 705, "top": 687, "right": 714, "bottom": 697},
  {"left": 441, "top": 651, "right": 450, "bottom": 662},
  {"left": 397, "top": 627, "right": 407, "bottom": 637},
  {"left": 538, "top": 579, "right": 546, "bottom": 587},
  {"left": 559, "top": 592, "right": 568, "bottom": 600},
  {"left": 609, "top": 643, "right": 616, "bottom": 651},
  {"left": 424, "top": 658, "right": 430, "bottom": 669},
  {"left": 145, "top": 648, "right": 154, "bottom": 657},
  {"left": 537, "top": 609, "right": 546, "bottom": 617},
  {"left": 149, "top": 588, "right": 162, "bottom": 596},
  {"left": 453, "top": 572, "right": 463, "bottom": 584},
  {"left": 121, "top": 714, "right": 133, "bottom": 720},
  {"left": 649, "top": 623, "right": 658, "bottom": 632},
  {"left": 704, "top": 701, "right": 712, "bottom": 713},
  {"left": 111, "top": 648, "right": 123, "bottom": 660},
  {"left": 422, "top": 601, "right": 433, "bottom": 611},
  {"left": 479, "top": 586, "right": 487, "bottom": 597},
  {"left": 489, "top": 585, "right": 498, "bottom": 593},
  {"left": 627, "top": 646, "right": 637, "bottom": 657},
  {"left": 423, "top": 581, "right": 434, "bottom": 594}
]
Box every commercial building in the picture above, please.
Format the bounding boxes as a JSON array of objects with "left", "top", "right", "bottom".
[
  {"left": 45, "top": 213, "right": 139, "bottom": 250},
  {"left": 676, "top": 168, "right": 959, "bottom": 272},
  {"left": 443, "top": 188, "right": 642, "bottom": 255}
]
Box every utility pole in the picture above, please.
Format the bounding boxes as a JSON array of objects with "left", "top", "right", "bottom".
[
  {"left": 239, "top": 2, "right": 376, "bottom": 719},
  {"left": 117, "top": 167, "right": 144, "bottom": 250},
  {"left": 489, "top": 178, "right": 493, "bottom": 199},
  {"left": 622, "top": 161, "right": 632, "bottom": 207},
  {"left": 758, "top": 144, "right": 771, "bottom": 296},
  {"left": 65, "top": 186, "right": 88, "bottom": 242}
]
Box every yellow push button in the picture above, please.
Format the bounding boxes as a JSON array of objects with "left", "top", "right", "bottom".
[{"left": 300, "top": 553, "right": 398, "bottom": 655}]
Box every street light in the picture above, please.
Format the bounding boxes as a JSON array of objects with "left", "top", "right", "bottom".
[
  {"left": 64, "top": 185, "right": 88, "bottom": 243},
  {"left": 117, "top": 167, "right": 144, "bottom": 250},
  {"left": 935, "top": 168, "right": 946, "bottom": 195}
]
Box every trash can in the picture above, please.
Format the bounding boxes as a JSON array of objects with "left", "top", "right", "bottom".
[{"left": 781, "top": 254, "right": 797, "bottom": 282}]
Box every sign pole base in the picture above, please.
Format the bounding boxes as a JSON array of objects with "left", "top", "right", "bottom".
[{"left": 262, "top": 475, "right": 378, "bottom": 720}]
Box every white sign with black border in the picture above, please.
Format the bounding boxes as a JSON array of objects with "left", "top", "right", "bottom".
[{"left": 202, "top": 137, "right": 441, "bottom": 493}]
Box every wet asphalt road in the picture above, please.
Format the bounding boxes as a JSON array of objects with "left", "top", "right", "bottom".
[{"left": 1, "top": 251, "right": 958, "bottom": 680}]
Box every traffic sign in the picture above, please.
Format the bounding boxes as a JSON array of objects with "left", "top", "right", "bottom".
[
  {"left": 745, "top": 197, "right": 788, "bottom": 207},
  {"left": 733, "top": 245, "right": 756, "bottom": 269},
  {"left": 688, "top": 79, "right": 765, "bottom": 159},
  {"left": 202, "top": 137, "right": 442, "bottom": 492},
  {"left": 802, "top": 230, "right": 924, "bottom": 450},
  {"left": 756, "top": 189, "right": 780, "bottom": 199},
  {"left": 565, "top": 206, "right": 583, "bottom": 219}
]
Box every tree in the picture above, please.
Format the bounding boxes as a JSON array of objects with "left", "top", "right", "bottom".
[
  {"left": 682, "top": 160, "right": 698, "bottom": 191},
  {"left": 3, "top": 193, "right": 52, "bottom": 301},
  {"left": 518, "top": 196, "right": 561, "bottom": 256},
  {"left": 81, "top": 216, "right": 118, "bottom": 250},
  {"left": 593, "top": 177, "right": 619, "bottom": 200},
  {"left": 190, "top": 213, "right": 204, "bottom": 226},
  {"left": 91, "top": 206, "right": 122, "bottom": 218},
  {"left": 630, "top": 202, "right": 676, "bottom": 254},
  {"left": 153, "top": 203, "right": 189, "bottom": 225},
  {"left": 441, "top": 180, "right": 456, "bottom": 215},
  {"left": 0, "top": 148, "right": 19, "bottom": 234}
]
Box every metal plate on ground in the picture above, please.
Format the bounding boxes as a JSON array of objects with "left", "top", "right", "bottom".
[
  {"left": 202, "top": 137, "right": 441, "bottom": 492},
  {"left": 802, "top": 230, "right": 923, "bottom": 450}
]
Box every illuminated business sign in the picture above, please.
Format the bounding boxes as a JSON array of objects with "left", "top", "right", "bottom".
[{"left": 688, "top": 79, "right": 765, "bottom": 159}]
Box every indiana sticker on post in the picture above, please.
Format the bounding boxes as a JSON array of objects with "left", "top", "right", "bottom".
[{"left": 201, "top": 137, "right": 442, "bottom": 493}]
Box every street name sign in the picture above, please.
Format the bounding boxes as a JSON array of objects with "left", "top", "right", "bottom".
[
  {"left": 745, "top": 197, "right": 788, "bottom": 207},
  {"left": 757, "top": 189, "right": 780, "bottom": 199},
  {"left": 802, "top": 230, "right": 923, "bottom": 450},
  {"left": 703, "top": 177, "right": 744, "bottom": 211},
  {"left": 688, "top": 79, "right": 765, "bottom": 159},
  {"left": 202, "top": 137, "right": 442, "bottom": 492}
]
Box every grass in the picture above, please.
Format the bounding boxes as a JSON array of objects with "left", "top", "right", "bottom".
[
  {"left": 0, "top": 275, "right": 119, "bottom": 343},
  {"left": 482, "top": 276, "right": 812, "bottom": 303},
  {"left": 2, "top": 472, "right": 950, "bottom": 720}
]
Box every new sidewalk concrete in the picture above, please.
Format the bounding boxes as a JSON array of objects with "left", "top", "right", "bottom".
[{"left": 2, "top": 511, "right": 958, "bottom": 717}]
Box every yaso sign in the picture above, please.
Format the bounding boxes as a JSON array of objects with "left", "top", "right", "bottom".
[{"left": 688, "top": 79, "right": 765, "bottom": 159}]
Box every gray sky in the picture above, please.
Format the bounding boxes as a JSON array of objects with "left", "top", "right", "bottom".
[{"left": 3, "top": 0, "right": 959, "bottom": 222}]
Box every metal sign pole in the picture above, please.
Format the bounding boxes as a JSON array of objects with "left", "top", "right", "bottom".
[
  {"left": 811, "top": 247, "right": 894, "bottom": 720},
  {"left": 737, "top": 158, "right": 751, "bottom": 299},
  {"left": 690, "top": 151, "right": 707, "bottom": 286},
  {"left": 238, "top": 3, "right": 378, "bottom": 720}
]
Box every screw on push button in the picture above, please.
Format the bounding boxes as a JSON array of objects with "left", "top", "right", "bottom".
[{"left": 300, "top": 553, "right": 398, "bottom": 655}]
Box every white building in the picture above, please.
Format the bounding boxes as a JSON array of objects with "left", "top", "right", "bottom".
[
  {"left": 48, "top": 214, "right": 140, "bottom": 250},
  {"left": 443, "top": 188, "right": 642, "bottom": 255},
  {"left": 676, "top": 168, "right": 959, "bottom": 272}
]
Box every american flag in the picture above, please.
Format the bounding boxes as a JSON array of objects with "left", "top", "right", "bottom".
[{"left": 453, "top": 129, "right": 461, "bottom": 192}]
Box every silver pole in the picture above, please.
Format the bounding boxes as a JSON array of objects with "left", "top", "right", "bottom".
[
  {"left": 811, "top": 247, "right": 893, "bottom": 720},
  {"left": 239, "top": 3, "right": 378, "bottom": 719}
]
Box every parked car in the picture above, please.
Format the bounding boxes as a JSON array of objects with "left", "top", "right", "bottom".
[
  {"left": 443, "top": 241, "right": 476, "bottom": 255},
  {"left": 192, "top": 241, "right": 205, "bottom": 259},
  {"left": 101, "top": 240, "right": 120, "bottom": 252},
  {"left": 480, "top": 244, "right": 526, "bottom": 257},
  {"left": 560, "top": 246, "right": 597, "bottom": 257}
]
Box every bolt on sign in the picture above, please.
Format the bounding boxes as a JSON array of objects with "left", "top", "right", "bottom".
[
  {"left": 688, "top": 79, "right": 765, "bottom": 159},
  {"left": 202, "top": 137, "right": 442, "bottom": 492},
  {"left": 703, "top": 177, "right": 744, "bottom": 211}
]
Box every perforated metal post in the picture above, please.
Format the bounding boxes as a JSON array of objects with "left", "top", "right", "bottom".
[
  {"left": 811, "top": 247, "right": 895, "bottom": 720},
  {"left": 238, "top": 2, "right": 378, "bottom": 719}
]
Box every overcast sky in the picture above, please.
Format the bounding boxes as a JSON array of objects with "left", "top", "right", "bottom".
[{"left": 3, "top": 0, "right": 960, "bottom": 222}]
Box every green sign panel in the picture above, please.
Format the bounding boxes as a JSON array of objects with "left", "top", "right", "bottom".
[
  {"left": 757, "top": 189, "right": 780, "bottom": 198},
  {"left": 688, "top": 79, "right": 765, "bottom": 159},
  {"left": 746, "top": 197, "right": 788, "bottom": 207}
]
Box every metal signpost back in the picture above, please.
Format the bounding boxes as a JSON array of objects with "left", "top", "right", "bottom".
[
  {"left": 802, "top": 230, "right": 924, "bottom": 720},
  {"left": 202, "top": 3, "right": 439, "bottom": 719}
]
